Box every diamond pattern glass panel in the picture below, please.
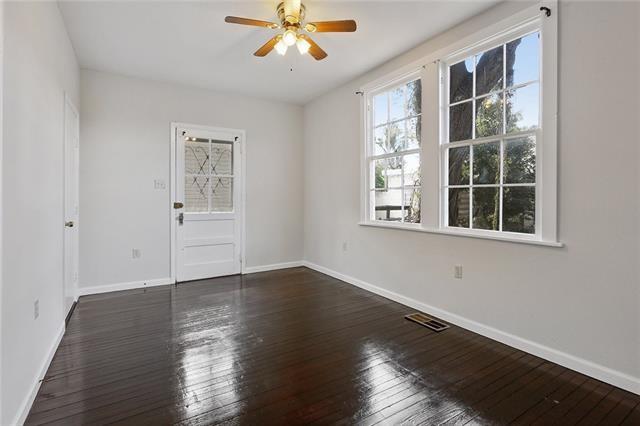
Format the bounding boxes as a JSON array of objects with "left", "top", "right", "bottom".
[
  {"left": 184, "top": 137, "right": 235, "bottom": 213},
  {"left": 185, "top": 176, "right": 209, "bottom": 212},
  {"left": 211, "top": 141, "right": 233, "bottom": 175},
  {"left": 185, "top": 140, "right": 209, "bottom": 175},
  {"left": 211, "top": 177, "right": 233, "bottom": 212}
]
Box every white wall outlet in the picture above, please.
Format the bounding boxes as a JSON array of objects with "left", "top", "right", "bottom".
[
  {"left": 154, "top": 179, "right": 166, "bottom": 190},
  {"left": 342, "top": 241, "right": 348, "bottom": 252},
  {"left": 132, "top": 248, "right": 142, "bottom": 259},
  {"left": 34, "top": 299, "right": 39, "bottom": 319},
  {"left": 454, "top": 265, "right": 463, "bottom": 279}
]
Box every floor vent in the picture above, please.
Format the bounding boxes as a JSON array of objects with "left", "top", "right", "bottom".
[{"left": 405, "top": 313, "right": 450, "bottom": 332}]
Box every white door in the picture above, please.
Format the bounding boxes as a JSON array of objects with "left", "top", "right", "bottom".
[
  {"left": 63, "top": 95, "right": 80, "bottom": 314},
  {"left": 174, "top": 126, "right": 242, "bottom": 282}
]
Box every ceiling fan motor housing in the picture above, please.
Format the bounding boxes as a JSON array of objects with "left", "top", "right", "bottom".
[{"left": 276, "top": 1, "right": 306, "bottom": 26}]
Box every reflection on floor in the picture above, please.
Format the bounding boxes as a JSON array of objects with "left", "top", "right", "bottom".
[{"left": 26, "top": 267, "right": 640, "bottom": 424}]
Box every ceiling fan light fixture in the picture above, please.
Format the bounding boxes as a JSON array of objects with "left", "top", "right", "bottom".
[
  {"left": 275, "top": 38, "right": 288, "bottom": 55},
  {"left": 282, "top": 29, "right": 297, "bottom": 46},
  {"left": 296, "top": 36, "right": 311, "bottom": 55},
  {"left": 225, "top": 1, "right": 356, "bottom": 61}
]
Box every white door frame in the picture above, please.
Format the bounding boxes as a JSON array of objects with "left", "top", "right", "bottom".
[
  {"left": 170, "top": 122, "right": 246, "bottom": 283},
  {"left": 63, "top": 93, "right": 80, "bottom": 309}
]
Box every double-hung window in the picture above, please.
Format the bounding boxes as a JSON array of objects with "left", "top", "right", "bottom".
[
  {"left": 361, "top": 4, "right": 558, "bottom": 245},
  {"left": 366, "top": 76, "right": 422, "bottom": 223},
  {"left": 443, "top": 29, "right": 540, "bottom": 235}
]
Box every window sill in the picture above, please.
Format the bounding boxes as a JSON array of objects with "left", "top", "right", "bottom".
[{"left": 358, "top": 221, "right": 563, "bottom": 248}]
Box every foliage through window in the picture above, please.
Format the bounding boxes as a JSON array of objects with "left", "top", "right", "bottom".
[
  {"left": 368, "top": 78, "right": 422, "bottom": 223},
  {"left": 444, "top": 31, "right": 539, "bottom": 234}
]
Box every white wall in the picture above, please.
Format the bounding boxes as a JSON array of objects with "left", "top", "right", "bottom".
[
  {"left": 303, "top": 0, "right": 640, "bottom": 392},
  {"left": 1, "top": 2, "right": 80, "bottom": 424},
  {"left": 79, "top": 70, "right": 303, "bottom": 290}
]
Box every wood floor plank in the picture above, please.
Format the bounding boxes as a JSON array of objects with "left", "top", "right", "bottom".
[{"left": 24, "top": 267, "right": 640, "bottom": 425}]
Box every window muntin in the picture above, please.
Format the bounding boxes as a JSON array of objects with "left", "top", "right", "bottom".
[{"left": 443, "top": 30, "right": 540, "bottom": 235}]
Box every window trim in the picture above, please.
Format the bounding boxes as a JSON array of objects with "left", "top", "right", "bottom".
[
  {"left": 359, "top": 1, "right": 560, "bottom": 247},
  {"left": 363, "top": 71, "right": 423, "bottom": 224}
]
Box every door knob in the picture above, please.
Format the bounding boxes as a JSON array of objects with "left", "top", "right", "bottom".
[
  {"left": 173, "top": 202, "right": 184, "bottom": 209},
  {"left": 65, "top": 221, "right": 74, "bottom": 228}
]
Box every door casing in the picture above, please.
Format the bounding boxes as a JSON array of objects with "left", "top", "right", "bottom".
[
  {"left": 170, "top": 122, "right": 246, "bottom": 282},
  {"left": 63, "top": 93, "right": 80, "bottom": 313}
]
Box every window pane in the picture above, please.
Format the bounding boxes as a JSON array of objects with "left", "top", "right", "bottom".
[
  {"left": 373, "top": 126, "right": 389, "bottom": 156},
  {"left": 185, "top": 176, "right": 209, "bottom": 212},
  {"left": 506, "top": 83, "right": 539, "bottom": 132},
  {"left": 448, "top": 146, "right": 470, "bottom": 185},
  {"left": 404, "top": 187, "right": 421, "bottom": 223},
  {"left": 503, "top": 186, "right": 535, "bottom": 234},
  {"left": 373, "top": 157, "right": 401, "bottom": 190},
  {"left": 375, "top": 123, "right": 405, "bottom": 156},
  {"left": 406, "top": 116, "right": 421, "bottom": 150},
  {"left": 375, "top": 189, "right": 402, "bottom": 221},
  {"left": 449, "top": 101, "right": 472, "bottom": 142},
  {"left": 506, "top": 32, "right": 539, "bottom": 87},
  {"left": 504, "top": 136, "right": 536, "bottom": 184},
  {"left": 473, "top": 142, "right": 500, "bottom": 184},
  {"left": 476, "top": 45, "right": 504, "bottom": 96},
  {"left": 473, "top": 187, "right": 499, "bottom": 230},
  {"left": 449, "top": 58, "right": 473, "bottom": 103},
  {"left": 211, "top": 177, "right": 233, "bottom": 212},
  {"left": 406, "top": 79, "right": 422, "bottom": 116},
  {"left": 373, "top": 158, "right": 387, "bottom": 190},
  {"left": 185, "top": 140, "right": 209, "bottom": 175},
  {"left": 389, "top": 86, "right": 404, "bottom": 121},
  {"left": 403, "top": 153, "right": 421, "bottom": 187},
  {"left": 475, "top": 94, "right": 503, "bottom": 138},
  {"left": 449, "top": 188, "right": 469, "bottom": 228},
  {"left": 374, "top": 93, "right": 387, "bottom": 126},
  {"left": 211, "top": 141, "right": 233, "bottom": 175}
]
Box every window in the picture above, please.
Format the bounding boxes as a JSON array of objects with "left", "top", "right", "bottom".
[
  {"left": 443, "top": 30, "right": 540, "bottom": 235},
  {"left": 184, "top": 137, "right": 234, "bottom": 213},
  {"left": 360, "top": 6, "right": 558, "bottom": 245},
  {"left": 366, "top": 77, "right": 422, "bottom": 223}
]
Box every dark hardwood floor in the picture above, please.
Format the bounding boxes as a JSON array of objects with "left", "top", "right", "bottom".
[{"left": 26, "top": 267, "right": 640, "bottom": 425}]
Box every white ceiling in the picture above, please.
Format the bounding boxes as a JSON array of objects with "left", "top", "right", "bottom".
[{"left": 58, "top": 1, "right": 499, "bottom": 104}]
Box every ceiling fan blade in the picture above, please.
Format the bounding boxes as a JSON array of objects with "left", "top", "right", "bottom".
[
  {"left": 299, "top": 34, "right": 327, "bottom": 61},
  {"left": 254, "top": 36, "right": 281, "bottom": 57},
  {"left": 305, "top": 20, "right": 357, "bottom": 33},
  {"left": 225, "top": 16, "right": 279, "bottom": 29},
  {"left": 284, "top": 0, "right": 301, "bottom": 23}
]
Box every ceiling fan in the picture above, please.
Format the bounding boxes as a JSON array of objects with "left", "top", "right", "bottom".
[{"left": 224, "top": 0, "right": 357, "bottom": 61}]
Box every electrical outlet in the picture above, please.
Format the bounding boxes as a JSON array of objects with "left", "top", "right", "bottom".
[
  {"left": 342, "top": 241, "right": 348, "bottom": 252},
  {"left": 154, "top": 179, "right": 166, "bottom": 190},
  {"left": 132, "top": 248, "right": 142, "bottom": 259},
  {"left": 34, "top": 300, "right": 39, "bottom": 319},
  {"left": 454, "top": 265, "right": 463, "bottom": 279}
]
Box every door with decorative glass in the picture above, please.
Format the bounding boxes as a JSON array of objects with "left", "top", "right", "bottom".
[{"left": 174, "top": 126, "right": 242, "bottom": 282}]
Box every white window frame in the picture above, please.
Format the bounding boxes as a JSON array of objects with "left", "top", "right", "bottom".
[
  {"left": 363, "top": 72, "right": 423, "bottom": 224},
  {"left": 359, "top": 1, "right": 560, "bottom": 247}
]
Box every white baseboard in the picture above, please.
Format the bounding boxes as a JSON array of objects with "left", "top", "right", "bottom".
[
  {"left": 243, "top": 261, "right": 304, "bottom": 274},
  {"left": 77, "top": 263, "right": 307, "bottom": 296},
  {"left": 77, "top": 277, "right": 173, "bottom": 296},
  {"left": 302, "top": 261, "right": 640, "bottom": 396},
  {"left": 13, "top": 321, "right": 65, "bottom": 426}
]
